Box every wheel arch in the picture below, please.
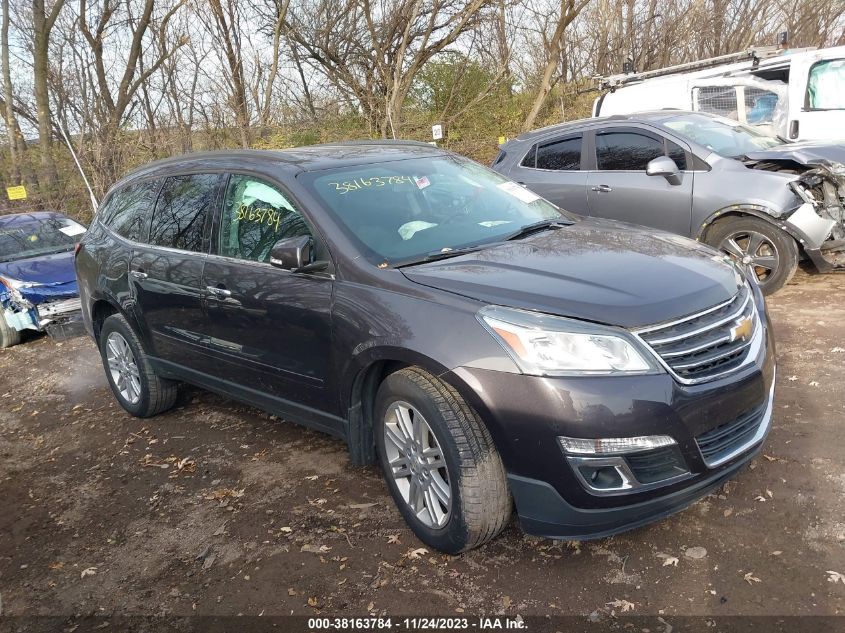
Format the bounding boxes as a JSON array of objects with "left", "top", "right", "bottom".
[
  {"left": 696, "top": 204, "right": 809, "bottom": 251},
  {"left": 344, "top": 347, "right": 489, "bottom": 466}
]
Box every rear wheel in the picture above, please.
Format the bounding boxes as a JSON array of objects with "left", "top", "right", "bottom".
[
  {"left": 706, "top": 216, "right": 798, "bottom": 295},
  {"left": 0, "top": 315, "right": 21, "bottom": 349},
  {"left": 98, "top": 313, "right": 178, "bottom": 417},
  {"left": 375, "top": 367, "right": 512, "bottom": 553}
]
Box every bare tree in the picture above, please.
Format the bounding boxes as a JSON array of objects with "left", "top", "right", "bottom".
[{"left": 521, "top": 0, "right": 589, "bottom": 131}]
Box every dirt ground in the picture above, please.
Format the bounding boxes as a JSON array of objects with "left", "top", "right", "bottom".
[{"left": 1, "top": 268, "right": 844, "bottom": 625}]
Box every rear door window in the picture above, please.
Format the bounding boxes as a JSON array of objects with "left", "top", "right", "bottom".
[
  {"left": 218, "top": 175, "right": 311, "bottom": 263},
  {"left": 99, "top": 180, "right": 159, "bottom": 242},
  {"left": 149, "top": 174, "right": 221, "bottom": 252},
  {"left": 596, "top": 132, "right": 664, "bottom": 171},
  {"left": 536, "top": 136, "right": 582, "bottom": 170}
]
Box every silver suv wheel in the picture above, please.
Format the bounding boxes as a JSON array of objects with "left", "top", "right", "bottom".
[
  {"left": 105, "top": 331, "right": 142, "bottom": 405},
  {"left": 383, "top": 401, "right": 451, "bottom": 528}
]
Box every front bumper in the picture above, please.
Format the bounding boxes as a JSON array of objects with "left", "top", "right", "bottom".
[{"left": 443, "top": 316, "right": 775, "bottom": 539}]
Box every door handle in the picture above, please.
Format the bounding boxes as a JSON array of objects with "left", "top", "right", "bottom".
[
  {"left": 129, "top": 270, "right": 148, "bottom": 280},
  {"left": 206, "top": 286, "right": 232, "bottom": 298},
  {"left": 591, "top": 184, "right": 612, "bottom": 193}
]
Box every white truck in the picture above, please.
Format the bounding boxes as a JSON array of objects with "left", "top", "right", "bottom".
[{"left": 593, "top": 46, "right": 845, "bottom": 142}]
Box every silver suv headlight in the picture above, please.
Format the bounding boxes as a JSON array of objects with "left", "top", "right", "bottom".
[{"left": 477, "top": 306, "right": 660, "bottom": 376}]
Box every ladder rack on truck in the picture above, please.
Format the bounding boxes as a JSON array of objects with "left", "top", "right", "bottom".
[{"left": 597, "top": 46, "right": 793, "bottom": 91}]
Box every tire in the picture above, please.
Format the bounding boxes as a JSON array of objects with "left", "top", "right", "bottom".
[
  {"left": 375, "top": 367, "right": 512, "bottom": 553},
  {"left": 98, "top": 313, "right": 178, "bottom": 417},
  {"left": 706, "top": 216, "right": 799, "bottom": 295},
  {"left": 0, "top": 315, "right": 21, "bottom": 349}
]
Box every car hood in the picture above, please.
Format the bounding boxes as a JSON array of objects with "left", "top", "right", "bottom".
[
  {"left": 0, "top": 250, "right": 78, "bottom": 305},
  {"left": 401, "top": 219, "right": 743, "bottom": 329},
  {"left": 744, "top": 141, "right": 845, "bottom": 167}
]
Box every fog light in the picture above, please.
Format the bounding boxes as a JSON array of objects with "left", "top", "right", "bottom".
[
  {"left": 558, "top": 435, "right": 676, "bottom": 455},
  {"left": 580, "top": 465, "right": 625, "bottom": 489}
]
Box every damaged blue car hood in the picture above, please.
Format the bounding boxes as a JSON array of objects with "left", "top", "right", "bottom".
[{"left": 0, "top": 250, "right": 79, "bottom": 305}]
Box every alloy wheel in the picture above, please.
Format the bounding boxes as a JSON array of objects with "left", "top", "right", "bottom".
[
  {"left": 383, "top": 401, "right": 452, "bottom": 528},
  {"left": 106, "top": 332, "right": 142, "bottom": 405},
  {"left": 719, "top": 230, "right": 779, "bottom": 283}
]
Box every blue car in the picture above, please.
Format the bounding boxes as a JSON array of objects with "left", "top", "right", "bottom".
[{"left": 0, "top": 212, "right": 86, "bottom": 348}]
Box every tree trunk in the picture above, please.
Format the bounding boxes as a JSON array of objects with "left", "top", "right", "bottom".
[
  {"left": 32, "top": 0, "right": 63, "bottom": 190},
  {"left": 2, "top": 0, "right": 20, "bottom": 182},
  {"left": 522, "top": 0, "right": 588, "bottom": 131}
]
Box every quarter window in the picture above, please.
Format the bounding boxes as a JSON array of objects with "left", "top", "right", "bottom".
[
  {"left": 536, "top": 136, "right": 582, "bottom": 170},
  {"left": 219, "top": 175, "right": 311, "bottom": 263},
  {"left": 99, "top": 180, "right": 159, "bottom": 241},
  {"left": 149, "top": 174, "right": 220, "bottom": 252},
  {"left": 596, "top": 132, "right": 664, "bottom": 171}
]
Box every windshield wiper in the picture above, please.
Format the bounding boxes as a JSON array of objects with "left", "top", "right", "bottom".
[
  {"left": 505, "top": 218, "right": 571, "bottom": 241},
  {"left": 395, "top": 244, "right": 497, "bottom": 268}
]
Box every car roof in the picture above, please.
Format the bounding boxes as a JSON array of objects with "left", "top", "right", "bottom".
[
  {"left": 510, "top": 110, "right": 717, "bottom": 144},
  {"left": 119, "top": 141, "right": 448, "bottom": 185},
  {"left": 0, "top": 211, "right": 67, "bottom": 227}
]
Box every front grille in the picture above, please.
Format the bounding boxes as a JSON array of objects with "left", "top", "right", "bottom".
[
  {"left": 696, "top": 403, "right": 767, "bottom": 467},
  {"left": 625, "top": 446, "right": 687, "bottom": 484},
  {"left": 635, "top": 285, "right": 757, "bottom": 383}
]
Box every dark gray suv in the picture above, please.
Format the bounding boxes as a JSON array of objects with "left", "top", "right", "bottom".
[{"left": 75, "top": 143, "right": 775, "bottom": 553}]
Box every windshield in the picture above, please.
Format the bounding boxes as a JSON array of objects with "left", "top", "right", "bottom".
[
  {"left": 0, "top": 216, "right": 86, "bottom": 263},
  {"left": 662, "top": 113, "right": 782, "bottom": 158},
  {"left": 300, "top": 155, "right": 571, "bottom": 266},
  {"left": 807, "top": 58, "right": 845, "bottom": 110}
]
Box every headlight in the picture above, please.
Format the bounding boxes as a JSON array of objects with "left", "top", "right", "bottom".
[{"left": 477, "top": 306, "right": 659, "bottom": 376}]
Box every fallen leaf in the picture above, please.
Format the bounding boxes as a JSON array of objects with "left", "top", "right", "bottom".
[
  {"left": 367, "top": 602, "right": 375, "bottom": 611},
  {"left": 743, "top": 571, "right": 761, "bottom": 584},
  {"left": 288, "top": 588, "right": 297, "bottom": 596},
  {"left": 809, "top": 381, "right": 820, "bottom": 387},
  {"left": 787, "top": 375, "right": 798, "bottom": 381},
  {"left": 305, "top": 475, "right": 319, "bottom": 481},
  {"left": 723, "top": 508, "right": 733, "bottom": 517},
  {"left": 606, "top": 599, "right": 635, "bottom": 612},
  {"left": 301, "top": 544, "right": 332, "bottom": 554},
  {"left": 48, "top": 562, "right": 65, "bottom": 570},
  {"left": 307, "top": 597, "right": 319, "bottom": 607},
  {"left": 80, "top": 567, "right": 97, "bottom": 578},
  {"left": 407, "top": 547, "right": 428, "bottom": 560},
  {"left": 827, "top": 571, "right": 845, "bottom": 585},
  {"left": 502, "top": 595, "right": 512, "bottom": 608},
  {"left": 387, "top": 534, "right": 401, "bottom": 545},
  {"left": 657, "top": 553, "right": 679, "bottom": 567},
  {"left": 204, "top": 488, "right": 245, "bottom": 501}
]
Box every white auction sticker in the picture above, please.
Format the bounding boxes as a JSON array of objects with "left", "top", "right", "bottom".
[
  {"left": 59, "top": 221, "right": 86, "bottom": 236},
  {"left": 497, "top": 181, "right": 540, "bottom": 204}
]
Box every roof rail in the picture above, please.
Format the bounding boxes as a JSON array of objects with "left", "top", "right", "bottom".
[{"left": 596, "top": 46, "right": 793, "bottom": 90}]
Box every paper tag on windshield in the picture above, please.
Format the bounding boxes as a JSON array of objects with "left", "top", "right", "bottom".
[
  {"left": 414, "top": 176, "right": 431, "bottom": 190},
  {"left": 59, "top": 222, "right": 86, "bottom": 236},
  {"left": 497, "top": 181, "right": 540, "bottom": 204}
]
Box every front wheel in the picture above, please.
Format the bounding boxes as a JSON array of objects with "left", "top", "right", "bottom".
[
  {"left": 706, "top": 216, "right": 799, "bottom": 295},
  {"left": 375, "top": 367, "right": 512, "bottom": 553}
]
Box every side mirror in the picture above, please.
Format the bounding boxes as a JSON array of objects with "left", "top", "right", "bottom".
[
  {"left": 270, "top": 235, "right": 311, "bottom": 270},
  {"left": 646, "top": 156, "right": 681, "bottom": 185},
  {"left": 269, "top": 235, "right": 330, "bottom": 274}
]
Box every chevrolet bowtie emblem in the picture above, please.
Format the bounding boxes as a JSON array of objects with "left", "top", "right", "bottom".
[{"left": 729, "top": 316, "right": 753, "bottom": 342}]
